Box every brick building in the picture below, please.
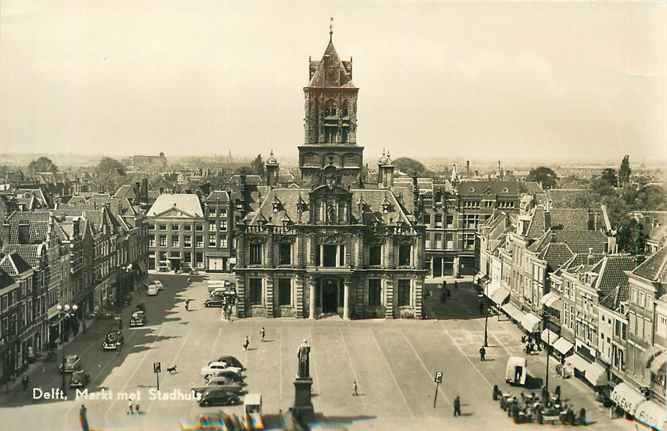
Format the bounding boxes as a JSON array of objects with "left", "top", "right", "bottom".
[{"left": 233, "top": 30, "right": 426, "bottom": 319}]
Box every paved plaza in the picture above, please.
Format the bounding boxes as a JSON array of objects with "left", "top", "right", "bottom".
[{"left": 0, "top": 274, "right": 638, "bottom": 430}]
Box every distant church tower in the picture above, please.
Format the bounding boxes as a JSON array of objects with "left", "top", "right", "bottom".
[{"left": 298, "top": 20, "right": 362, "bottom": 187}]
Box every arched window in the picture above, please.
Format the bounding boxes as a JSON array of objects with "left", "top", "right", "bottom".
[
  {"left": 341, "top": 100, "right": 349, "bottom": 117},
  {"left": 325, "top": 99, "right": 337, "bottom": 116}
]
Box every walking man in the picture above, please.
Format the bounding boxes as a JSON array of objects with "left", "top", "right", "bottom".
[
  {"left": 453, "top": 395, "right": 461, "bottom": 417},
  {"left": 352, "top": 380, "right": 359, "bottom": 396},
  {"left": 479, "top": 346, "right": 486, "bottom": 361},
  {"left": 127, "top": 396, "right": 134, "bottom": 415},
  {"left": 79, "top": 404, "right": 89, "bottom": 431},
  {"left": 243, "top": 336, "right": 250, "bottom": 351},
  {"left": 260, "top": 327, "right": 266, "bottom": 342},
  {"left": 185, "top": 299, "right": 192, "bottom": 311}
]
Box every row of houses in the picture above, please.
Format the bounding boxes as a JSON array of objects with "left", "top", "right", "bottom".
[
  {"left": 0, "top": 191, "right": 149, "bottom": 383},
  {"left": 478, "top": 198, "right": 666, "bottom": 430}
]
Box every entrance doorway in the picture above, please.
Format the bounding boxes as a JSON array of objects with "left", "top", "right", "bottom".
[{"left": 322, "top": 279, "right": 338, "bottom": 313}]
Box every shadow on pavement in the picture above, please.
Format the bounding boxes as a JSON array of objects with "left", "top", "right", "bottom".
[
  {"left": 423, "top": 281, "right": 486, "bottom": 320},
  {"left": 0, "top": 273, "right": 197, "bottom": 409}
]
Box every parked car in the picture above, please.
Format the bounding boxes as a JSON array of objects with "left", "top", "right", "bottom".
[
  {"left": 69, "top": 369, "right": 90, "bottom": 388},
  {"left": 102, "top": 331, "right": 124, "bottom": 351},
  {"left": 191, "top": 380, "right": 244, "bottom": 398},
  {"left": 204, "top": 297, "right": 224, "bottom": 308},
  {"left": 215, "top": 356, "right": 244, "bottom": 370},
  {"left": 129, "top": 310, "right": 146, "bottom": 327},
  {"left": 200, "top": 361, "right": 243, "bottom": 379},
  {"left": 59, "top": 354, "right": 82, "bottom": 373},
  {"left": 205, "top": 369, "right": 245, "bottom": 383},
  {"left": 197, "top": 389, "right": 240, "bottom": 407},
  {"left": 147, "top": 284, "right": 159, "bottom": 296}
]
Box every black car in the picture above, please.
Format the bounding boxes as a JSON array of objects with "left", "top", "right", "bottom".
[
  {"left": 69, "top": 370, "right": 90, "bottom": 388},
  {"left": 198, "top": 390, "right": 240, "bottom": 407},
  {"left": 204, "top": 297, "right": 224, "bottom": 308},
  {"left": 215, "top": 356, "right": 244, "bottom": 370}
]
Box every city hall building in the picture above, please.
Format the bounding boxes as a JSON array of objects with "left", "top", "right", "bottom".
[{"left": 234, "top": 30, "right": 427, "bottom": 319}]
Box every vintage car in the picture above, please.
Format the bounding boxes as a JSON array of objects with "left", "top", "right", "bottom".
[
  {"left": 69, "top": 369, "right": 91, "bottom": 388},
  {"left": 130, "top": 310, "right": 146, "bottom": 327},
  {"left": 102, "top": 331, "right": 124, "bottom": 351},
  {"left": 197, "top": 389, "right": 241, "bottom": 407},
  {"left": 59, "top": 354, "right": 82, "bottom": 373}
]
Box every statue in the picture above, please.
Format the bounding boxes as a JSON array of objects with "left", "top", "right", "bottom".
[
  {"left": 297, "top": 339, "right": 311, "bottom": 379},
  {"left": 327, "top": 202, "right": 336, "bottom": 224}
]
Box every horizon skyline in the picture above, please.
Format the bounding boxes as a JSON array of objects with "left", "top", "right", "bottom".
[{"left": 1, "top": 1, "right": 665, "bottom": 161}]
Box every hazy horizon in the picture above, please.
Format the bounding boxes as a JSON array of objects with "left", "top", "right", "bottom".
[{"left": 1, "top": 1, "right": 665, "bottom": 162}]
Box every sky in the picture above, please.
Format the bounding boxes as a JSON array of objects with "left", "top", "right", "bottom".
[{"left": 0, "top": 0, "right": 665, "bottom": 163}]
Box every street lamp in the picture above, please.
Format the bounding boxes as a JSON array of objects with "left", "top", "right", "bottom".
[
  {"left": 542, "top": 311, "right": 550, "bottom": 394},
  {"left": 483, "top": 280, "right": 489, "bottom": 347},
  {"left": 56, "top": 303, "right": 78, "bottom": 395}
]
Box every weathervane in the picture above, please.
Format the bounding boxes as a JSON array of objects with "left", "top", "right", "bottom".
[{"left": 329, "top": 17, "right": 334, "bottom": 42}]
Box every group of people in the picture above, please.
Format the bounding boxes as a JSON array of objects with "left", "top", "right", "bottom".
[
  {"left": 439, "top": 280, "right": 458, "bottom": 303},
  {"left": 493, "top": 385, "right": 587, "bottom": 425},
  {"left": 522, "top": 335, "right": 541, "bottom": 355}
]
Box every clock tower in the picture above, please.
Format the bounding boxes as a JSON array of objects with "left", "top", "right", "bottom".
[{"left": 299, "top": 24, "right": 363, "bottom": 187}]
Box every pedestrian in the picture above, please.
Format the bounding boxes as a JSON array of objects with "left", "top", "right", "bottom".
[
  {"left": 492, "top": 384, "right": 500, "bottom": 401},
  {"left": 555, "top": 385, "right": 561, "bottom": 401},
  {"left": 578, "top": 407, "right": 586, "bottom": 425},
  {"left": 479, "top": 346, "right": 486, "bottom": 361},
  {"left": 260, "top": 327, "right": 266, "bottom": 342},
  {"left": 453, "top": 395, "right": 461, "bottom": 417},
  {"left": 135, "top": 403, "right": 140, "bottom": 415},
  {"left": 479, "top": 301, "right": 484, "bottom": 316},
  {"left": 185, "top": 299, "right": 191, "bottom": 311},
  {"left": 243, "top": 336, "right": 250, "bottom": 351},
  {"left": 352, "top": 380, "right": 358, "bottom": 396},
  {"left": 79, "top": 404, "right": 89, "bottom": 431},
  {"left": 21, "top": 375, "right": 29, "bottom": 391},
  {"left": 127, "top": 396, "right": 134, "bottom": 415},
  {"left": 454, "top": 280, "right": 458, "bottom": 289}
]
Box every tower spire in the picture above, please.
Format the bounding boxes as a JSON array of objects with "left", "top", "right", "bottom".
[{"left": 329, "top": 17, "right": 333, "bottom": 42}]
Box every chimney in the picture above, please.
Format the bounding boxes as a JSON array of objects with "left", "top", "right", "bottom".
[
  {"left": 587, "top": 247, "right": 594, "bottom": 265},
  {"left": 141, "top": 178, "right": 149, "bottom": 203},
  {"left": 466, "top": 160, "right": 470, "bottom": 177},
  {"left": 73, "top": 219, "right": 80, "bottom": 239},
  {"left": 239, "top": 174, "right": 249, "bottom": 215},
  {"left": 543, "top": 198, "right": 552, "bottom": 231}
]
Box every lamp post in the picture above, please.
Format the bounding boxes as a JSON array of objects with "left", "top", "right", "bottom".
[
  {"left": 57, "top": 303, "right": 78, "bottom": 395},
  {"left": 483, "top": 279, "right": 489, "bottom": 347},
  {"left": 543, "top": 311, "right": 550, "bottom": 394}
]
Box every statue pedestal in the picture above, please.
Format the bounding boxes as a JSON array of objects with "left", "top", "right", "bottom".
[{"left": 292, "top": 377, "right": 314, "bottom": 423}]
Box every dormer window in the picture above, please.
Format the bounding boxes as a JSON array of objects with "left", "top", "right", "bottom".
[
  {"left": 382, "top": 196, "right": 392, "bottom": 214},
  {"left": 272, "top": 196, "right": 281, "bottom": 213}
]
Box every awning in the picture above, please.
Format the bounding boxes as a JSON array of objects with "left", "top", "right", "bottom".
[
  {"left": 540, "top": 329, "right": 559, "bottom": 346},
  {"left": 635, "top": 400, "right": 666, "bottom": 431},
  {"left": 490, "top": 288, "right": 510, "bottom": 306},
  {"left": 553, "top": 338, "right": 574, "bottom": 355},
  {"left": 650, "top": 350, "right": 667, "bottom": 374},
  {"left": 540, "top": 291, "right": 561, "bottom": 308},
  {"left": 585, "top": 362, "right": 608, "bottom": 387},
  {"left": 502, "top": 303, "right": 525, "bottom": 322},
  {"left": 566, "top": 354, "right": 590, "bottom": 373},
  {"left": 521, "top": 313, "right": 542, "bottom": 333},
  {"left": 610, "top": 383, "right": 645, "bottom": 415}
]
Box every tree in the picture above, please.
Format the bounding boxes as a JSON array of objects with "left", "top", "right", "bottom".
[
  {"left": 250, "top": 154, "right": 264, "bottom": 176},
  {"left": 600, "top": 168, "right": 618, "bottom": 188},
  {"left": 526, "top": 166, "right": 558, "bottom": 189},
  {"left": 27, "top": 157, "right": 58, "bottom": 175},
  {"left": 393, "top": 157, "right": 428, "bottom": 176},
  {"left": 617, "top": 218, "right": 647, "bottom": 255},
  {"left": 619, "top": 155, "right": 631, "bottom": 186},
  {"left": 96, "top": 157, "right": 126, "bottom": 176}
]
